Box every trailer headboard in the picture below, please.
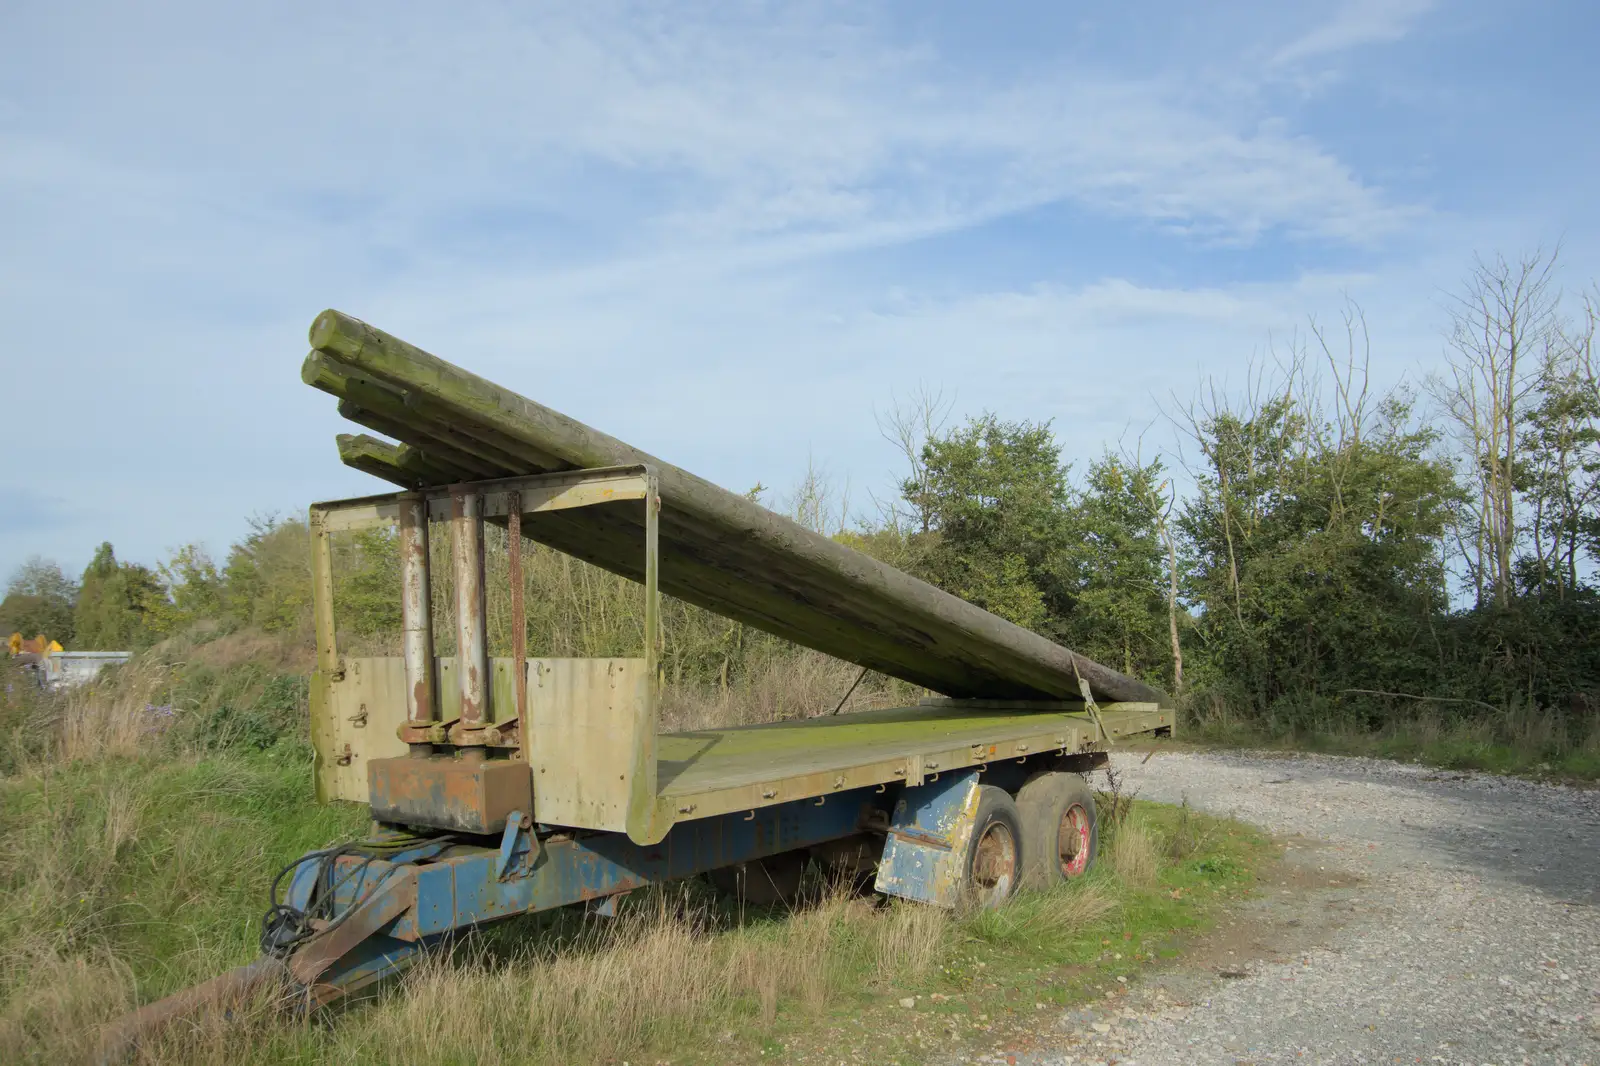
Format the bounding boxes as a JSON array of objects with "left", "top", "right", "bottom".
[{"left": 307, "top": 465, "right": 675, "bottom": 843}]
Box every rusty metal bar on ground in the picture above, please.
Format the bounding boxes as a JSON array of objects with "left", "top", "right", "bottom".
[
  {"left": 397, "top": 492, "right": 436, "bottom": 753},
  {"left": 507, "top": 490, "right": 527, "bottom": 724},
  {"left": 450, "top": 487, "right": 489, "bottom": 738}
]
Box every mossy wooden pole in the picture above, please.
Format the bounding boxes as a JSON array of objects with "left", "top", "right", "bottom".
[
  {"left": 337, "top": 400, "right": 500, "bottom": 480},
  {"left": 336, "top": 434, "right": 417, "bottom": 488},
  {"left": 306, "top": 352, "right": 563, "bottom": 473},
  {"left": 309, "top": 309, "right": 1170, "bottom": 708},
  {"left": 394, "top": 443, "right": 478, "bottom": 485}
]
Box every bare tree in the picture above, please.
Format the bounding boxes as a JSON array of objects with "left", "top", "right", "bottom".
[
  {"left": 1428, "top": 248, "right": 1563, "bottom": 607},
  {"left": 871, "top": 384, "right": 954, "bottom": 535},
  {"left": 785, "top": 454, "right": 851, "bottom": 536},
  {"left": 1152, "top": 476, "right": 1184, "bottom": 693},
  {"left": 1308, "top": 299, "right": 1378, "bottom": 531}
]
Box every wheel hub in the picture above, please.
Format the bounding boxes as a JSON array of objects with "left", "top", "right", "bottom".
[
  {"left": 972, "top": 822, "right": 1018, "bottom": 904},
  {"left": 1057, "top": 802, "right": 1092, "bottom": 877}
]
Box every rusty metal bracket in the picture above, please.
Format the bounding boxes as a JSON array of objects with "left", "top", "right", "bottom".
[
  {"left": 494, "top": 810, "right": 539, "bottom": 881},
  {"left": 398, "top": 717, "right": 460, "bottom": 746},
  {"left": 286, "top": 867, "right": 418, "bottom": 988}
]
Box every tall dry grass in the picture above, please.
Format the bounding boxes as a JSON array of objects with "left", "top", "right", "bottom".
[
  {"left": 1, "top": 657, "right": 174, "bottom": 772},
  {"left": 114, "top": 879, "right": 1112, "bottom": 1066},
  {"left": 0, "top": 619, "right": 1202, "bottom": 1065},
  {"left": 0, "top": 644, "right": 367, "bottom": 1066},
  {"left": 1104, "top": 816, "right": 1161, "bottom": 888},
  {"left": 659, "top": 648, "right": 916, "bottom": 731}
]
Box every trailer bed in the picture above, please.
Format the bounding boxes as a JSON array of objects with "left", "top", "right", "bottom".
[{"left": 655, "top": 700, "right": 1171, "bottom": 820}]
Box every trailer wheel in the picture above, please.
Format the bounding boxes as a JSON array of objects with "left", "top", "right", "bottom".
[
  {"left": 1016, "top": 771, "right": 1098, "bottom": 887},
  {"left": 707, "top": 851, "right": 807, "bottom": 906},
  {"left": 963, "top": 785, "right": 1024, "bottom": 908}
]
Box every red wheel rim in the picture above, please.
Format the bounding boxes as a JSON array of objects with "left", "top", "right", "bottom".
[
  {"left": 972, "top": 822, "right": 1018, "bottom": 906},
  {"left": 1058, "top": 803, "right": 1091, "bottom": 877}
]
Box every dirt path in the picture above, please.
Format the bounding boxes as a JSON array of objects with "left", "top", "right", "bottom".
[{"left": 961, "top": 751, "right": 1600, "bottom": 1066}]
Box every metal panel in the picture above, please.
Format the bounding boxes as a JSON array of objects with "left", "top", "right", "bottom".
[
  {"left": 309, "top": 669, "right": 339, "bottom": 803},
  {"left": 320, "top": 658, "right": 403, "bottom": 801},
  {"left": 527, "top": 658, "right": 648, "bottom": 832},
  {"left": 874, "top": 770, "right": 982, "bottom": 907},
  {"left": 653, "top": 702, "right": 1172, "bottom": 822},
  {"left": 314, "top": 665, "right": 1173, "bottom": 810},
  {"left": 317, "top": 656, "right": 533, "bottom": 802}
]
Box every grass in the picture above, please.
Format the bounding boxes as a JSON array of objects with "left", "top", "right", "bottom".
[
  {"left": 1, "top": 773, "right": 1266, "bottom": 1065},
  {"left": 0, "top": 751, "right": 368, "bottom": 1061},
  {"left": 0, "top": 641, "right": 1273, "bottom": 1064},
  {"left": 1182, "top": 696, "right": 1600, "bottom": 783}
]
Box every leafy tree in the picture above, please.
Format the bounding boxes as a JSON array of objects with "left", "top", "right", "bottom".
[
  {"left": 1180, "top": 380, "right": 1458, "bottom": 718},
  {"left": 73, "top": 543, "right": 163, "bottom": 649},
  {"left": 144, "top": 545, "right": 227, "bottom": 637},
  {"left": 1059, "top": 455, "right": 1173, "bottom": 683},
  {"left": 336, "top": 527, "right": 402, "bottom": 636},
  {"left": 915, "top": 414, "right": 1073, "bottom": 633},
  {"left": 223, "top": 516, "right": 313, "bottom": 634},
  {"left": 0, "top": 557, "right": 78, "bottom": 644},
  {"left": 1517, "top": 316, "right": 1600, "bottom": 599}
]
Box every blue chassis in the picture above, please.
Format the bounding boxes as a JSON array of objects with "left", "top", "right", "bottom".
[
  {"left": 285, "top": 778, "right": 898, "bottom": 998},
  {"left": 279, "top": 763, "right": 1039, "bottom": 1000}
]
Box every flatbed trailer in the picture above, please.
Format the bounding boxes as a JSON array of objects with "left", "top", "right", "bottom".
[{"left": 106, "top": 314, "right": 1173, "bottom": 1054}]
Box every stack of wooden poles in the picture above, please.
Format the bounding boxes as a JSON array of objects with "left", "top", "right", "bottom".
[{"left": 302, "top": 309, "right": 1171, "bottom": 707}]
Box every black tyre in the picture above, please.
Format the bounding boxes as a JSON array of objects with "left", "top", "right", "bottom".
[
  {"left": 963, "top": 785, "right": 1025, "bottom": 908},
  {"left": 707, "top": 850, "right": 808, "bottom": 906},
  {"left": 1016, "top": 771, "right": 1098, "bottom": 887}
]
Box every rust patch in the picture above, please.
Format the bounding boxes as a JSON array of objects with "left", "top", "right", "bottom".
[{"left": 369, "top": 753, "right": 533, "bottom": 835}]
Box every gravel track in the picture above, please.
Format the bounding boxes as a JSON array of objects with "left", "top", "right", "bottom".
[{"left": 970, "top": 751, "right": 1600, "bottom": 1066}]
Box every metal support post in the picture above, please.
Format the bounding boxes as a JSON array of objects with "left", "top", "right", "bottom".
[
  {"left": 450, "top": 487, "right": 489, "bottom": 742},
  {"left": 397, "top": 492, "right": 436, "bottom": 754},
  {"left": 507, "top": 491, "right": 527, "bottom": 724}
]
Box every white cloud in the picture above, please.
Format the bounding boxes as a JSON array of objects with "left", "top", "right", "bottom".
[
  {"left": 1272, "top": 0, "right": 1437, "bottom": 67},
  {"left": 0, "top": 0, "right": 1491, "bottom": 574},
  {"left": 0, "top": 2, "right": 1411, "bottom": 259}
]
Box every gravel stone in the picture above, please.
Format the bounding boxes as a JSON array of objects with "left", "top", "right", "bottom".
[{"left": 962, "top": 750, "right": 1600, "bottom": 1066}]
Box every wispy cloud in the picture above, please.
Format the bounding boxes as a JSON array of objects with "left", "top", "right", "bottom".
[
  {"left": 1272, "top": 0, "right": 1437, "bottom": 67},
  {"left": 2, "top": 0, "right": 1558, "bottom": 577},
  {"left": 0, "top": 2, "right": 1412, "bottom": 267}
]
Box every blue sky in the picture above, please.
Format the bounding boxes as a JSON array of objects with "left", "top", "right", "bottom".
[{"left": 2, "top": 0, "right": 1598, "bottom": 579}]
